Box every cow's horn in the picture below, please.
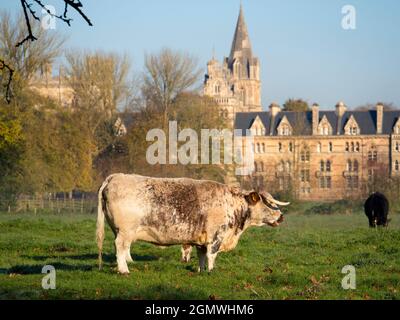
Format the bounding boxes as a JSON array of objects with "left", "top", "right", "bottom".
[{"left": 269, "top": 197, "right": 290, "bottom": 206}]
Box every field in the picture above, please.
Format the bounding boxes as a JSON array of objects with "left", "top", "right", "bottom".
[{"left": 0, "top": 210, "right": 399, "bottom": 300}]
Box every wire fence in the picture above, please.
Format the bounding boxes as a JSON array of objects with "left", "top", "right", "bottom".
[{"left": 0, "top": 196, "right": 98, "bottom": 214}]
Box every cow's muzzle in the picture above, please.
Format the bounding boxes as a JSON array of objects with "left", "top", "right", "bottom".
[{"left": 265, "top": 215, "right": 284, "bottom": 227}]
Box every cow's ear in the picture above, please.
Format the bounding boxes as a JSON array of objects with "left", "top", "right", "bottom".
[{"left": 245, "top": 192, "right": 261, "bottom": 206}]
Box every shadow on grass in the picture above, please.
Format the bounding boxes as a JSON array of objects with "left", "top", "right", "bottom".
[
  {"left": 7, "top": 262, "right": 93, "bottom": 274},
  {"left": 22, "top": 253, "right": 159, "bottom": 263}
]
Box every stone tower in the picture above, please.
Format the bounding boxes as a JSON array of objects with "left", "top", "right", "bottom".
[{"left": 204, "top": 4, "right": 262, "bottom": 125}]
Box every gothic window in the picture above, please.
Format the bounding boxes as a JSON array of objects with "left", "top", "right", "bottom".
[
  {"left": 319, "top": 177, "right": 326, "bottom": 189},
  {"left": 345, "top": 142, "right": 350, "bottom": 152},
  {"left": 320, "top": 161, "right": 325, "bottom": 172},
  {"left": 215, "top": 83, "right": 220, "bottom": 94},
  {"left": 301, "top": 170, "right": 310, "bottom": 183},
  {"left": 326, "top": 176, "right": 332, "bottom": 189},
  {"left": 353, "top": 160, "right": 359, "bottom": 172},
  {"left": 279, "top": 143, "right": 283, "bottom": 153},
  {"left": 256, "top": 143, "right": 260, "bottom": 154},
  {"left": 351, "top": 142, "right": 355, "bottom": 153},
  {"left": 329, "top": 142, "right": 333, "bottom": 152},
  {"left": 326, "top": 160, "right": 332, "bottom": 172},
  {"left": 355, "top": 142, "right": 360, "bottom": 152},
  {"left": 346, "top": 176, "right": 352, "bottom": 189},
  {"left": 261, "top": 143, "right": 266, "bottom": 153},
  {"left": 347, "top": 160, "right": 353, "bottom": 172},
  {"left": 289, "top": 142, "right": 293, "bottom": 152},
  {"left": 286, "top": 161, "right": 291, "bottom": 173}
]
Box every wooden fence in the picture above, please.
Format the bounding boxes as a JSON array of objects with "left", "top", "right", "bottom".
[{"left": 0, "top": 197, "right": 97, "bottom": 214}]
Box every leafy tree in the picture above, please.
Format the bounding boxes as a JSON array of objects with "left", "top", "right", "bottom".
[{"left": 282, "top": 98, "right": 309, "bottom": 112}]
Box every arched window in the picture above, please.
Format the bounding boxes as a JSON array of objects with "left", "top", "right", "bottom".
[
  {"left": 215, "top": 83, "right": 220, "bottom": 94},
  {"left": 256, "top": 143, "right": 260, "bottom": 154},
  {"left": 396, "top": 142, "right": 400, "bottom": 152},
  {"left": 345, "top": 142, "right": 349, "bottom": 152},
  {"left": 350, "top": 142, "right": 354, "bottom": 152},
  {"left": 329, "top": 142, "right": 333, "bottom": 152},
  {"left": 289, "top": 142, "right": 293, "bottom": 152},
  {"left": 261, "top": 143, "right": 266, "bottom": 153},
  {"left": 395, "top": 160, "right": 399, "bottom": 171},
  {"left": 254, "top": 162, "right": 258, "bottom": 173},
  {"left": 320, "top": 161, "right": 325, "bottom": 172},
  {"left": 356, "top": 142, "right": 360, "bottom": 152},
  {"left": 278, "top": 143, "right": 282, "bottom": 152}
]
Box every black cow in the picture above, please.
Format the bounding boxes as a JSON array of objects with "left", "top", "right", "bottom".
[{"left": 364, "top": 192, "right": 389, "bottom": 228}]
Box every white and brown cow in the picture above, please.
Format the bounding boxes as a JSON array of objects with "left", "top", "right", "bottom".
[{"left": 96, "top": 174, "right": 289, "bottom": 274}]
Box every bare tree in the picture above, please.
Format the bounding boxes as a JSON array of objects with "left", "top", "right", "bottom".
[
  {"left": 143, "top": 48, "right": 202, "bottom": 129},
  {"left": 0, "top": 1, "right": 92, "bottom": 103},
  {"left": 65, "top": 50, "right": 131, "bottom": 133},
  {"left": 0, "top": 11, "right": 65, "bottom": 82}
]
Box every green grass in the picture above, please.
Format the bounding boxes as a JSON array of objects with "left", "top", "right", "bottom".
[{"left": 0, "top": 211, "right": 399, "bottom": 300}]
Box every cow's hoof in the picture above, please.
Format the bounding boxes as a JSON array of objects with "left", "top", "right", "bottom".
[{"left": 118, "top": 270, "right": 130, "bottom": 276}]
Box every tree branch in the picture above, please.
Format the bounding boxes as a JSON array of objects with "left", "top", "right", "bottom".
[
  {"left": 0, "top": 59, "right": 14, "bottom": 104},
  {"left": 17, "top": 0, "right": 93, "bottom": 47}
]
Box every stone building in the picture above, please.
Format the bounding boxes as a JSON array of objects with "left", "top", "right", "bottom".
[
  {"left": 204, "top": 6, "right": 400, "bottom": 201},
  {"left": 30, "top": 63, "right": 75, "bottom": 108},
  {"left": 204, "top": 5, "right": 262, "bottom": 124}
]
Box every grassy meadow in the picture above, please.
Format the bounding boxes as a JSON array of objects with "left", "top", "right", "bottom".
[{"left": 0, "top": 207, "right": 399, "bottom": 300}]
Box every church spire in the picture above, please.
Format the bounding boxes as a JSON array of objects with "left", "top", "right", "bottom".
[{"left": 229, "top": 3, "right": 253, "bottom": 65}]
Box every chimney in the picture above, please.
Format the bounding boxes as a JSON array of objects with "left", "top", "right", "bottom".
[
  {"left": 376, "top": 103, "right": 384, "bottom": 134},
  {"left": 335, "top": 101, "right": 347, "bottom": 118},
  {"left": 269, "top": 103, "right": 281, "bottom": 117},
  {"left": 312, "top": 103, "right": 319, "bottom": 135}
]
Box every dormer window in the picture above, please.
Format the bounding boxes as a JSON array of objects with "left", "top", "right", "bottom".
[
  {"left": 344, "top": 115, "right": 360, "bottom": 135},
  {"left": 279, "top": 125, "right": 291, "bottom": 136},
  {"left": 277, "top": 116, "right": 293, "bottom": 136},
  {"left": 250, "top": 116, "right": 266, "bottom": 136},
  {"left": 317, "top": 116, "right": 333, "bottom": 136}
]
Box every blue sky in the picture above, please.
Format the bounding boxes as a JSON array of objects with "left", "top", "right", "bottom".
[{"left": 1, "top": 0, "right": 400, "bottom": 110}]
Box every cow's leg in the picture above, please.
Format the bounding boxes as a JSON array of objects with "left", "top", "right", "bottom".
[
  {"left": 196, "top": 246, "right": 207, "bottom": 272},
  {"left": 125, "top": 242, "right": 134, "bottom": 264},
  {"left": 181, "top": 245, "right": 192, "bottom": 263},
  {"left": 206, "top": 240, "right": 221, "bottom": 272},
  {"left": 115, "top": 233, "right": 130, "bottom": 274}
]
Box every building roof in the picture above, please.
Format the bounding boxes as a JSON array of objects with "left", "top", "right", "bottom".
[{"left": 235, "top": 109, "right": 400, "bottom": 136}]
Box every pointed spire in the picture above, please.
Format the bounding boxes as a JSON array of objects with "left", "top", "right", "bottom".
[{"left": 229, "top": 3, "right": 253, "bottom": 65}]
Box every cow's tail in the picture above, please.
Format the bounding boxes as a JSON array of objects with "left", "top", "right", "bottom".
[{"left": 96, "top": 176, "right": 112, "bottom": 270}]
